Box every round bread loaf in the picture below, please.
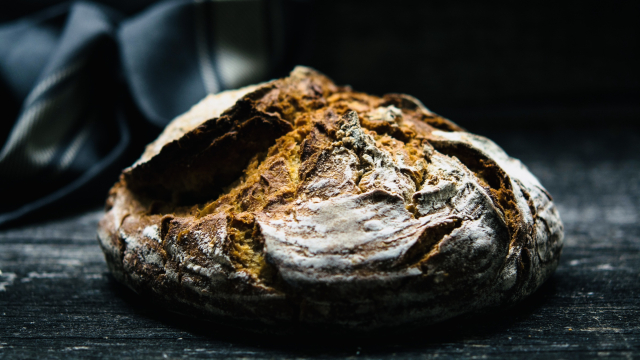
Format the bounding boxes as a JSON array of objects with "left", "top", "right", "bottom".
[{"left": 97, "top": 67, "right": 563, "bottom": 331}]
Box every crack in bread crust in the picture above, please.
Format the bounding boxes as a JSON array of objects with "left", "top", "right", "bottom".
[{"left": 97, "top": 66, "right": 563, "bottom": 331}]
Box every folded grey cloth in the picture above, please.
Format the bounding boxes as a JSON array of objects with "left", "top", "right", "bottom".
[{"left": 0, "top": 0, "right": 302, "bottom": 226}]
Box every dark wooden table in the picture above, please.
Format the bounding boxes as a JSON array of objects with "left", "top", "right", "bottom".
[{"left": 1, "top": 127, "right": 639, "bottom": 359}]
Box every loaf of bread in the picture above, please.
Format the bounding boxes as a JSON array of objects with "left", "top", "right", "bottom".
[{"left": 97, "top": 67, "right": 563, "bottom": 331}]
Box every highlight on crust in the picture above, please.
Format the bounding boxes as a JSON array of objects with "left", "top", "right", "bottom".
[{"left": 97, "top": 66, "right": 563, "bottom": 331}]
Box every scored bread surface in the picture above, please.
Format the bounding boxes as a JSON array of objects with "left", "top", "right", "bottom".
[{"left": 97, "top": 67, "right": 563, "bottom": 331}]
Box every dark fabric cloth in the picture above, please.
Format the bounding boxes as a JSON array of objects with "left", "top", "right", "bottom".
[{"left": 0, "top": 0, "right": 306, "bottom": 227}]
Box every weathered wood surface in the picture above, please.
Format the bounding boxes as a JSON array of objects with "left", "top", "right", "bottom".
[{"left": 1, "top": 128, "right": 639, "bottom": 359}]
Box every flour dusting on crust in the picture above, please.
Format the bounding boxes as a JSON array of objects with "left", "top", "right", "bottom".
[{"left": 97, "top": 66, "right": 563, "bottom": 331}]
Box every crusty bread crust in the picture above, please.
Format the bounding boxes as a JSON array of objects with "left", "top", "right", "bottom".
[{"left": 97, "top": 67, "right": 563, "bottom": 331}]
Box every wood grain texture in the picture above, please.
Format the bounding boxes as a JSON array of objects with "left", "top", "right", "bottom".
[{"left": 1, "top": 128, "right": 639, "bottom": 359}]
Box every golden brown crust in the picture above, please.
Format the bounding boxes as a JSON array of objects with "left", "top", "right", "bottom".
[{"left": 97, "top": 66, "right": 563, "bottom": 331}]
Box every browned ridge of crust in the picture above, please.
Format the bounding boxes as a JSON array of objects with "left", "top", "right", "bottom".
[{"left": 98, "top": 67, "right": 563, "bottom": 331}]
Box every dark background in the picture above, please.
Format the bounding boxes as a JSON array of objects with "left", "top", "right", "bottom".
[
  {"left": 299, "top": 2, "right": 640, "bottom": 131},
  {"left": 3, "top": 0, "right": 638, "bottom": 132}
]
